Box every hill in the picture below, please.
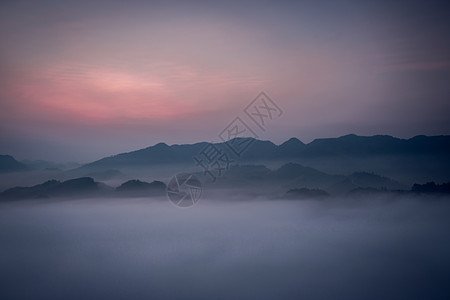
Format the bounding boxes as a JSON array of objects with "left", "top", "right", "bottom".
[
  {"left": 0, "top": 177, "right": 106, "bottom": 200},
  {"left": 0, "top": 155, "right": 28, "bottom": 173},
  {"left": 116, "top": 179, "right": 166, "bottom": 197}
]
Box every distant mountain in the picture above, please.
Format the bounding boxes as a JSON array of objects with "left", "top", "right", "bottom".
[
  {"left": 116, "top": 179, "right": 166, "bottom": 197},
  {"left": 2, "top": 167, "right": 448, "bottom": 201},
  {"left": 326, "top": 172, "right": 406, "bottom": 196},
  {"left": 0, "top": 177, "right": 107, "bottom": 200},
  {"left": 0, "top": 177, "right": 166, "bottom": 200},
  {"left": 21, "top": 160, "right": 82, "bottom": 171},
  {"left": 274, "top": 163, "right": 326, "bottom": 180},
  {"left": 412, "top": 182, "right": 450, "bottom": 194},
  {"left": 1, "top": 179, "right": 60, "bottom": 199},
  {"left": 347, "top": 187, "right": 396, "bottom": 197},
  {"left": 278, "top": 138, "right": 306, "bottom": 158},
  {"left": 197, "top": 162, "right": 406, "bottom": 196},
  {"left": 209, "top": 165, "right": 273, "bottom": 187},
  {"left": 196, "top": 163, "right": 338, "bottom": 189},
  {"left": 49, "top": 177, "right": 103, "bottom": 196},
  {"left": 0, "top": 155, "right": 28, "bottom": 173},
  {"left": 86, "top": 169, "right": 124, "bottom": 180},
  {"left": 77, "top": 142, "right": 209, "bottom": 171},
  {"left": 274, "top": 162, "right": 343, "bottom": 189},
  {"left": 301, "top": 134, "right": 450, "bottom": 156},
  {"left": 75, "top": 135, "right": 450, "bottom": 173},
  {"left": 347, "top": 172, "right": 406, "bottom": 190}
]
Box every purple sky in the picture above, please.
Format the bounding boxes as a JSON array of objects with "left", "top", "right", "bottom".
[{"left": 1, "top": 0, "right": 449, "bottom": 162}]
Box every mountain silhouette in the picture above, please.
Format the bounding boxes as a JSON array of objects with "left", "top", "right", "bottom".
[
  {"left": 74, "top": 134, "right": 450, "bottom": 172},
  {"left": 0, "top": 177, "right": 167, "bottom": 200},
  {"left": 0, "top": 155, "right": 28, "bottom": 173},
  {"left": 3, "top": 134, "right": 449, "bottom": 190},
  {"left": 196, "top": 162, "right": 406, "bottom": 196},
  {"left": 274, "top": 162, "right": 342, "bottom": 186},
  {"left": 2, "top": 166, "right": 448, "bottom": 201},
  {"left": 78, "top": 141, "right": 209, "bottom": 170},
  {"left": 49, "top": 177, "right": 102, "bottom": 196},
  {"left": 116, "top": 179, "right": 166, "bottom": 197},
  {"left": 0, "top": 179, "right": 60, "bottom": 199},
  {"left": 347, "top": 172, "right": 405, "bottom": 189},
  {"left": 412, "top": 182, "right": 450, "bottom": 194},
  {"left": 0, "top": 177, "right": 105, "bottom": 200},
  {"left": 302, "top": 134, "right": 450, "bottom": 156},
  {"left": 86, "top": 169, "right": 124, "bottom": 180}
]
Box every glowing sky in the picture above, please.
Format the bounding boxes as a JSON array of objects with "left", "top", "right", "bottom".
[{"left": 1, "top": 0, "right": 449, "bottom": 161}]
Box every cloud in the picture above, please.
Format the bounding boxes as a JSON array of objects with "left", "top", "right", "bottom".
[{"left": 1, "top": 197, "right": 450, "bottom": 299}]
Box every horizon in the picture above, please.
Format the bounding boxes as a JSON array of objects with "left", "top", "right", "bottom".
[{"left": 3, "top": 132, "right": 450, "bottom": 164}]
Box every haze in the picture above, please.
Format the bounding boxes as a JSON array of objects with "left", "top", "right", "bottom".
[{"left": 1, "top": 196, "right": 450, "bottom": 300}]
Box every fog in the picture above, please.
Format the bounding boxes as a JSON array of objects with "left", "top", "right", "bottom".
[{"left": 1, "top": 196, "right": 450, "bottom": 300}]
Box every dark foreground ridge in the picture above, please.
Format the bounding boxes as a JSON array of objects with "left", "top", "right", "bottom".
[
  {"left": 0, "top": 177, "right": 167, "bottom": 200},
  {"left": 1, "top": 163, "right": 449, "bottom": 201},
  {"left": 0, "top": 155, "right": 28, "bottom": 173}
]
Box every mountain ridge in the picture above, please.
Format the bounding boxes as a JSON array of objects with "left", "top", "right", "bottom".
[
  {"left": 3, "top": 163, "right": 447, "bottom": 201},
  {"left": 0, "top": 155, "right": 28, "bottom": 173},
  {"left": 75, "top": 134, "right": 450, "bottom": 171}
]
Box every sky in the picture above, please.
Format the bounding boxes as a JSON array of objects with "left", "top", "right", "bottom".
[{"left": 1, "top": 0, "right": 449, "bottom": 162}]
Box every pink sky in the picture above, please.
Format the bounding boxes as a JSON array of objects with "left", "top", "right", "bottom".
[{"left": 1, "top": 1, "right": 449, "bottom": 162}]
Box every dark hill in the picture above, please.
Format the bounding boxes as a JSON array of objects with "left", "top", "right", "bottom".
[
  {"left": 0, "top": 155, "right": 28, "bottom": 173},
  {"left": 0, "top": 177, "right": 104, "bottom": 200},
  {"left": 412, "top": 182, "right": 450, "bottom": 194},
  {"left": 347, "top": 172, "right": 406, "bottom": 190},
  {"left": 116, "top": 179, "right": 166, "bottom": 197}
]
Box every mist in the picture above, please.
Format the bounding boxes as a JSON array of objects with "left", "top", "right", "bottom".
[{"left": 1, "top": 195, "right": 449, "bottom": 300}]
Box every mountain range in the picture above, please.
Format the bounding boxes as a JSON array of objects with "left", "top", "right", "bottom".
[
  {"left": 1, "top": 134, "right": 450, "bottom": 187},
  {"left": 74, "top": 134, "right": 450, "bottom": 171},
  {"left": 73, "top": 134, "right": 450, "bottom": 185},
  {"left": 1, "top": 163, "right": 448, "bottom": 201},
  {"left": 0, "top": 177, "right": 167, "bottom": 200}
]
